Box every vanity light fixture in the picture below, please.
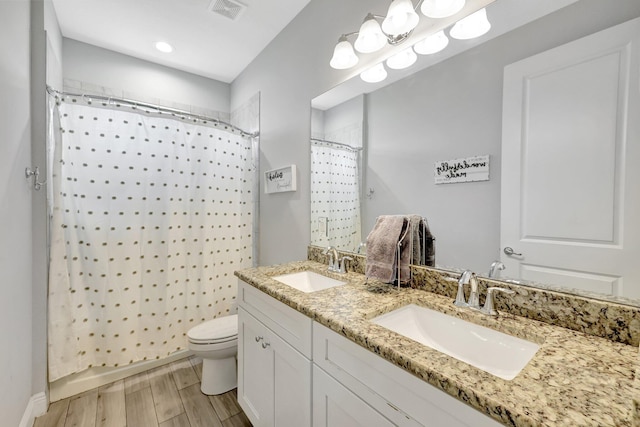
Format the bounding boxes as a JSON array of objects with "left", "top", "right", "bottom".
[
  {"left": 155, "top": 41, "right": 174, "bottom": 53},
  {"left": 329, "top": 1, "right": 491, "bottom": 80},
  {"left": 413, "top": 30, "right": 449, "bottom": 55},
  {"left": 360, "top": 63, "right": 388, "bottom": 83},
  {"left": 450, "top": 7, "right": 491, "bottom": 39},
  {"left": 386, "top": 47, "right": 418, "bottom": 69}
]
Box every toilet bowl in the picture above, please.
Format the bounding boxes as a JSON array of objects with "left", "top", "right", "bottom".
[{"left": 187, "top": 314, "right": 238, "bottom": 395}]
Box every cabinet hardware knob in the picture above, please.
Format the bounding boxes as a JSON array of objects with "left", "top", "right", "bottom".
[
  {"left": 261, "top": 341, "right": 270, "bottom": 349},
  {"left": 255, "top": 336, "right": 263, "bottom": 342}
]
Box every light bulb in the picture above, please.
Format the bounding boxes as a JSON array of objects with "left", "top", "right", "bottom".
[
  {"left": 421, "top": 0, "right": 465, "bottom": 18},
  {"left": 360, "top": 63, "right": 388, "bottom": 83},
  {"left": 329, "top": 36, "right": 359, "bottom": 69},
  {"left": 450, "top": 8, "right": 491, "bottom": 40},
  {"left": 386, "top": 47, "right": 417, "bottom": 70},
  {"left": 382, "top": 0, "right": 419, "bottom": 36},
  {"left": 155, "top": 41, "right": 173, "bottom": 53},
  {"left": 354, "top": 14, "right": 387, "bottom": 53},
  {"left": 413, "top": 30, "right": 449, "bottom": 55}
]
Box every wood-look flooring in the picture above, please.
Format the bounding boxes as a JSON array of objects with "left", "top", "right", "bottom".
[{"left": 35, "top": 356, "right": 252, "bottom": 427}]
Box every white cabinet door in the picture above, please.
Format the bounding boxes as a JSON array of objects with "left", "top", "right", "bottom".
[
  {"left": 272, "top": 324, "right": 311, "bottom": 426},
  {"left": 238, "top": 306, "right": 312, "bottom": 427},
  {"left": 313, "top": 365, "right": 395, "bottom": 427},
  {"left": 501, "top": 17, "right": 640, "bottom": 298},
  {"left": 238, "top": 307, "right": 274, "bottom": 427}
]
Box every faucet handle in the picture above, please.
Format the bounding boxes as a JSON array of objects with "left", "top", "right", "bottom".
[
  {"left": 338, "top": 256, "right": 353, "bottom": 274},
  {"left": 480, "top": 286, "right": 515, "bottom": 316}
]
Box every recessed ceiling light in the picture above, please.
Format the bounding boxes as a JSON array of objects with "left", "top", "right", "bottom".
[{"left": 155, "top": 41, "right": 174, "bottom": 53}]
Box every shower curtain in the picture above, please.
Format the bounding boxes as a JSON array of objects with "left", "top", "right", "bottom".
[
  {"left": 310, "top": 142, "right": 362, "bottom": 251},
  {"left": 47, "top": 94, "right": 254, "bottom": 381}
]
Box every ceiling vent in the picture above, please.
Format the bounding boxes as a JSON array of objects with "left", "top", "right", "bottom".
[{"left": 209, "top": 0, "right": 247, "bottom": 21}]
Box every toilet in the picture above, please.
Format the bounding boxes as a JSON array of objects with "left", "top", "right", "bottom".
[{"left": 187, "top": 314, "right": 238, "bottom": 395}]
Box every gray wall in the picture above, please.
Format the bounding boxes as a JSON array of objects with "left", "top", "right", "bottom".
[
  {"left": 0, "top": 0, "right": 35, "bottom": 424},
  {"left": 63, "top": 39, "right": 231, "bottom": 114},
  {"left": 231, "top": 0, "right": 391, "bottom": 265},
  {"left": 231, "top": 0, "right": 640, "bottom": 267}
]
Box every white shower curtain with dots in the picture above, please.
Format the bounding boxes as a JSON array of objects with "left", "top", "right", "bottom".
[
  {"left": 310, "top": 142, "right": 362, "bottom": 251},
  {"left": 48, "top": 95, "right": 254, "bottom": 381}
]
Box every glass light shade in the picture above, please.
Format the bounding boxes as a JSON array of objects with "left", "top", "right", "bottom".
[
  {"left": 360, "top": 63, "right": 388, "bottom": 83},
  {"left": 329, "top": 37, "right": 359, "bottom": 69},
  {"left": 413, "top": 30, "right": 449, "bottom": 55},
  {"left": 450, "top": 8, "right": 491, "bottom": 40},
  {"left": 386, "top": 47, "right": 417, "bottom": 69},
  {"left": 382, "top": 0, "right": 420, "bottom": 36},
  {"left": 354, "top": 14, "right": 387, "bottom": 53},
  {"left": 420, "top": 0, "right": 465, "bottom": 18}
]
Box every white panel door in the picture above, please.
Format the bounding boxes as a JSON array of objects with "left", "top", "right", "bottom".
[{"left": 501, "top": 17, "right": 640, "bottom": 299}]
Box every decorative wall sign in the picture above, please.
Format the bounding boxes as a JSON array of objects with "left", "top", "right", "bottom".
[
  {"left": 265, "top": 164, "right": 297, "bottom": 193},
  {"left": 434, "top": 155, "right": 490, "bottom": 184}
]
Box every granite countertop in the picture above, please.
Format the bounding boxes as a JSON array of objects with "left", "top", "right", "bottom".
[{"left": 235, "top": 260, "right": 640, "bottom": 427}]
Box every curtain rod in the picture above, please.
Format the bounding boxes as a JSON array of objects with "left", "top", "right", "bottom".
[
  {"left": 47, "top": 86, "right": 259, "bottom": 138},
  {"left": 311, "top": 138, "right": 363, "bottom": 152}
]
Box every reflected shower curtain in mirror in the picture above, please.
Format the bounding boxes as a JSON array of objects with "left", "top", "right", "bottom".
[
  {"left": 310, "top": 141, "right": 362, "bottom": 251},
  {"left": 47, "top": 95, "right": 254, "bottom": 381}
]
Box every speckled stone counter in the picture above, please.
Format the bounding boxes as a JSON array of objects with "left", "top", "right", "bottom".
[{"left": 235, "top": 260, "right": 640, "bottom": 427}]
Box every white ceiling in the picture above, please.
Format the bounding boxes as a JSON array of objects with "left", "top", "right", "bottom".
[{"left": 51, "top": 0, "right": 311, "bottom": 83}]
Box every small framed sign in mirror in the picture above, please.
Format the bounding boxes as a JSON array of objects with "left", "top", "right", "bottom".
[
  {"left": 265, "top": 165, "right": 297, "bottom": 193},
  {"left": 434, "top": 155, "right": 490, "bottom": 184}
]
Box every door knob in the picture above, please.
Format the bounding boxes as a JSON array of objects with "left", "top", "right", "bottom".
[{"left": 503, "top": 247, "right": 522, "bottom": 256}]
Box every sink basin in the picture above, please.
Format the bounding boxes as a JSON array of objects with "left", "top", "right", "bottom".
[
  {"left": 371, "top": 304, "right": 539, "bottom": 380},
  {"left": 272, "top": 271, "right": 346, "bottom": 293}
]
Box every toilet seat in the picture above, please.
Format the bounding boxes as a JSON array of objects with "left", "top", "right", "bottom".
[{"left": 187, "top": 314, "right": 238, "bottom": 345}]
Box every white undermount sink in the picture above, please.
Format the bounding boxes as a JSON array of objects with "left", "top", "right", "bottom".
[
  {"left": 371, "top": 304, "right": 540, "bottom": 380},
  {"left": 272, "top": 271, "right": 346, "bottom": 293}
]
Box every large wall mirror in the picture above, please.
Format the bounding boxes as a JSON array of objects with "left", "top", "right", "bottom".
[{"left": 310, "top": 0, "right": 640, "bottom": 307}]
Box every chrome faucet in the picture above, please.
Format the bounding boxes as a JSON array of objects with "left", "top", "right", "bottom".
[
  {"left": 323, "top": 246, "right": 339, "bottom": 272},
  {"left": 480, "top": 287, "right": 515, "bottom": 316},
  {"left": 454, "top": 270, "right": 473, "bottom": 307},
  {"left": 488, "top": 261, "right": 506, "bottom": 278},
  {"left": 454, "top": 270, "right": 480, "bottom": 309}
]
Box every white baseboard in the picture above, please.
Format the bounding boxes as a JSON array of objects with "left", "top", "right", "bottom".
[
  {"left": 19, "top": 392, "right": 48, "bottom": 427},
  {"left": 49, "top": 349, "right": 191, "bottom": 402}
]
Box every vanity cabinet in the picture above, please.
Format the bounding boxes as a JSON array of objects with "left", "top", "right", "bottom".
[
  {"left": 238, "top": 279, "right": 502, "bottom": 427},
  {"left": 313, "top": 322, "right": 503, "bottom": 427},
  {"left": 237, "top": 281, "right": 312, "bottom": 427}
]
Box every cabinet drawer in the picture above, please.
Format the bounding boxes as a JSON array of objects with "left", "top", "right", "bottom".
[
  {"left": 313, "top": 322, "right": 503, "bottom": 427},
  {"left": 239, "top": 279, "right": 312, "bottom": 358}
]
